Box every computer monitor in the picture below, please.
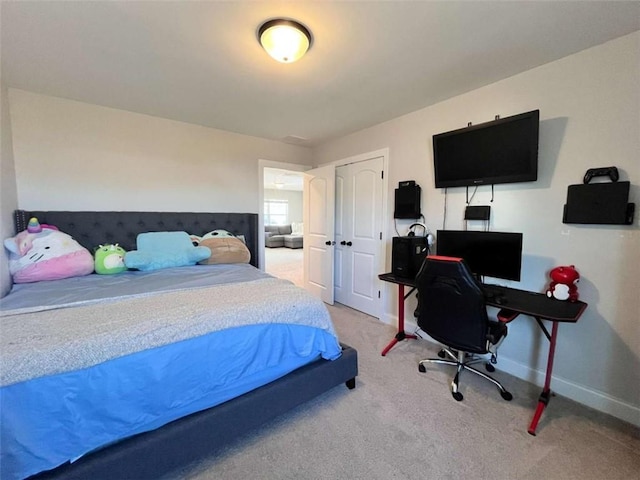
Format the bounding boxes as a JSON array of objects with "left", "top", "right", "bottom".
[{"left": 435, "top": 230, "right": 523, "bottom": 281}]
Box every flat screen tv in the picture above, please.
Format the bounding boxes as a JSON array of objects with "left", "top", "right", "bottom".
[
  {"left": 432, "top": 110, "right": 539, "bottom": 188},
  {"left": 435, "top": 230, "right": 523, "bottom": 282}
]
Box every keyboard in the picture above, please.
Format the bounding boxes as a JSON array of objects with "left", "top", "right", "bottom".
[
  {"left": 482, "top": 283, "right": 506, "bottom": 296},
  {"left": 482, "top": 283, "right": 508, "bottom": 305}
]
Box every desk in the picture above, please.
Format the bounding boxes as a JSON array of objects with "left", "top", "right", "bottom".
[
  {"left": 378, "top": 272, "right": 588, "bottom": 435},
  {"left": 378, "top": 272, "right": 418, "bottom": 356}
]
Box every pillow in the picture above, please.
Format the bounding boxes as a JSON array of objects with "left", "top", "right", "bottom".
[
  {"left": 124, "top": 231, "right": 211, "bottom": 272},
  {"left": 188, "top": 234, "right": 202, "bottom": 246},
  {"left": 200, "top": 228, "right": 246, "bottom": 244},
  {"left": 201, "top": 229, "right": 235, "bottom": 239},
  {"left": 4, "top": 223, "right": 94, "bottom": 283},
  {"left": 198, "top": 237, "right": 251, "bottom": 265},
  {"left": 291, "top": 222, "right": 304, "bottom": 235},
  {"left": 94, "top": 244, "right": 127, "bottom": 275},
  {"left": 278, "top": 224, "right": 292, "bottom": 235}
]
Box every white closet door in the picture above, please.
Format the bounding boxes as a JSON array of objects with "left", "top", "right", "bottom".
[{"left": 335, "top": 157, "right": 384, "bottom": 317}]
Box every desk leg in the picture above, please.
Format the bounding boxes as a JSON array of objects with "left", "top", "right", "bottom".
[
  {"left": 381, "top": 284, "right": 417, "bottom": 356},
  {"left": 528, "top": 320, "right": 559, "bottom": 436}
]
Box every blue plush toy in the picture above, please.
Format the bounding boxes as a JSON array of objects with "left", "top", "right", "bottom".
[{"left": 124, "top": 231, "right": 211, "bottom": 272}]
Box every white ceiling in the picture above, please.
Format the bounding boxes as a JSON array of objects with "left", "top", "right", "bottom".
[
  {"left": 2, "top": 1, "right": 639, "bottom": 147},
  {"left": 264, "top": 168, "right": 304, "bottom": 192}
]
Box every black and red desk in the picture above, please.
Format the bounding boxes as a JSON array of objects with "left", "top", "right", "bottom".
[{"left": 378, "top": 272, "right": 588, "bottom": 435}]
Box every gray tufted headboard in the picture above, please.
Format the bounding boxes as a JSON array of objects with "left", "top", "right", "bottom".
[{"left": 14, "top": 210, "right": 259, "bottom": 268}]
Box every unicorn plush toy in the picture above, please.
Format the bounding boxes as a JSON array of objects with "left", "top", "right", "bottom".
[{"left": 4, "top": 218, "right": 94, "bottom": 283}]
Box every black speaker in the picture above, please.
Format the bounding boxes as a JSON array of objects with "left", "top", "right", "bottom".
[
  {"left": 392, "top": 236, "right": 428, "bottom": 279},
  {"left": 394, "top": 183, "right": 421, "bottom": 219}
]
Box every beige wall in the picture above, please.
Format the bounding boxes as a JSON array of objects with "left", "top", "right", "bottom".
[
  {"left": 8, "top": 89, "right": 313, "bottom": 212},
  {"left": 314, "top": 32, "right": 640, "bottom": 425},
  {"left": 1, "top": 83, "right": 18, "bottom": 297}
]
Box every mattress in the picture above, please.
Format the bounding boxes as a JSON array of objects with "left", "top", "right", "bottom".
[{"left": 0, "top": 264, "right": 342, "bottom": 480}]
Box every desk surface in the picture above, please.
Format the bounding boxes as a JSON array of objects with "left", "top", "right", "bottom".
[{"left": 378, "top": 272, "right": 587, "bottom": 323}]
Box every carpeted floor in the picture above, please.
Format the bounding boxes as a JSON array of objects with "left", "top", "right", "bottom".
[
  {"left": 265, "top": 247, "right": 303, "bottom": 287},
  {"left": 167, "top": 302, "right": 640, "bottom": 480}
]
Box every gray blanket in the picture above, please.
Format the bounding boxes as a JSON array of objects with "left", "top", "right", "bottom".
[
  {"left": 1, "top": 266, "right": 336, "bottom": 387},
  {"left": 0, "top": 264, "right": 270, "bottom": 315}
]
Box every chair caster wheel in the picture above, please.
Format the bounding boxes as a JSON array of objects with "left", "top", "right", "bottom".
[
  {"left": 437, "top": 350, "right": 446, "bottom": 358},
  {"left": 418, "top": 364, "right": 426, "bottom": 373},
  {"left": 500, "top": 391, "right": 513, "bottom": 401},
  {"left": 452, "top": 391, "right": 464, "bottom": 401},
  {"left": 485, "top": 363, "right": 495, "bottom": 372}
]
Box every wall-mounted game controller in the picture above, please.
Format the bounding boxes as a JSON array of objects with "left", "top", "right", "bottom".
[{"left": 583, "top": 166, "right": 619, "bottom": 184}]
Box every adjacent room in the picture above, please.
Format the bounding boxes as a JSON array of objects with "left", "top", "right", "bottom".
[
  {"left": 1, "top": 2, "right": 639, "bottom": 480},
  {"left": 263, "top": 167, "right": 304, "bottom": 287}
]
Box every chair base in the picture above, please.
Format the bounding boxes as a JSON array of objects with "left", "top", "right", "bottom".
[{"left": 418, "top": 347, "right": 513, "bottom": 402}]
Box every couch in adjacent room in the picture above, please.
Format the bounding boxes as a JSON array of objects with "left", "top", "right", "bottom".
[{"left": 265, "top": 224, "right": 303, "bottom": 249}]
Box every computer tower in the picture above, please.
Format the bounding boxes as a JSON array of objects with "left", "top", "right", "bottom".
[{"left": 392, "top": 236, "right": 428, "bottom": 279}]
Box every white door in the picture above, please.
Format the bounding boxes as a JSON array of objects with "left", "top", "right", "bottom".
[
  {"left": 335, "top": 157, "right": 384, "bottom": 317},
  {"left": 303, "top": 165, "right": 335, "bottom": 305}
]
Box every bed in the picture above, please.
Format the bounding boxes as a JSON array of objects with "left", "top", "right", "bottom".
[{"left": 1, "top": 210, "right": 358, "bottom": 480}]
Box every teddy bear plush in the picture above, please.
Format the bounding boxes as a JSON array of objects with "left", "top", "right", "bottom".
[
  {"left": 546, "top": 265, "right": 580, "bottom": 302},
  {"left": 196, "top": 229, "right": 251, "bottom": 265}
]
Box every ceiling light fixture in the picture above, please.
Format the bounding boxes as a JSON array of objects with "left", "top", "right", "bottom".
[{"left": 258, "top": 19, "right": 312, "bottom": 63}]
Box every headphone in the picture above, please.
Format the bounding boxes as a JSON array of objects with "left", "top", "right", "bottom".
[{"left": 407, "top": 222, "right": 434, "bottom": 246}]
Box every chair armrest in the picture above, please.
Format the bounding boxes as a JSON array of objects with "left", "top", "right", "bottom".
[{"left": 497, "top": 309, "right": 520, "bottom": 323}]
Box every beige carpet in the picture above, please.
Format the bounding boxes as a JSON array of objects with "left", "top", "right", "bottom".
[
  {"left": 265, "top": 247, "right": 303, "bottom": 287},
  {"left": 169, "top": 302, "right": 640, "bottom": 480}
]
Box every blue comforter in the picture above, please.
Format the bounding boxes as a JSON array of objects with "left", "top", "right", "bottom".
[{"left": 0, "top": 265, "right": 342, "bottom": 479}]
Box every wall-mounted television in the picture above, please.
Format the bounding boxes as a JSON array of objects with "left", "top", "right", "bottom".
[{"left": 432, "top": 110, "right": 539, "bottom": 188}]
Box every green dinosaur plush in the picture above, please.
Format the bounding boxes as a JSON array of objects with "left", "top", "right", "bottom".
[{"left": 94, "top": 244, "right": 127, "bottom": 274}]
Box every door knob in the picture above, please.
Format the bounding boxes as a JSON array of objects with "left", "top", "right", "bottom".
[
  {"left": 346, "top": 241, "right": 353, "bottom": 247},
  {"left": 340, "top": 240, "right": 347, "bottom": 245},
  {"left": 325, "top": 240, "right": 336, "bottom": 246}
]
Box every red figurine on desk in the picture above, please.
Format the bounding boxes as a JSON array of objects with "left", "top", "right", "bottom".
[{"left": 546, "top": 265, "right": 580, "bottom": 302}]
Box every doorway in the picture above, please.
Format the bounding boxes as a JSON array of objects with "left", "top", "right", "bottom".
[
  {"left": 260, "top": 149, "right": 389, "bottom": 319},
  {"left": 263, "top": 166, "right": 304, "bottom": 287}
]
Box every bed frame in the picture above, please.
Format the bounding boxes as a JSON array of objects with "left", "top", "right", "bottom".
[
  {"left": 12, "top": 210, "right": 358, "bottom": 480},
  {"left": 14, "top": 210, "right": 261, "bottom": 268}
]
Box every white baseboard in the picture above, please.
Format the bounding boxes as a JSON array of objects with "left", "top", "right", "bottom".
[
  {"left": 496, "top": 355, "right": 640, "bottom": 427},
  {"left": 385, "top": 314, "right": 640, "bottom": 427}
]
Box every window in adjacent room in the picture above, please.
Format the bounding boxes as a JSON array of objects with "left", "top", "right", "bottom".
[{"left": 264, "top": 199, "right": 288, "bottom": 225}]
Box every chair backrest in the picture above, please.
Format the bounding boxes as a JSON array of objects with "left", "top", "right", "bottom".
[{"left": 415, "top": 255, "right": 489, "bottom": 354}]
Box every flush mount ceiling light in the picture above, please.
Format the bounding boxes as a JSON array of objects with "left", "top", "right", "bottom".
[{"left": 258, "top": 19, "right": 312, "bottom": 63}]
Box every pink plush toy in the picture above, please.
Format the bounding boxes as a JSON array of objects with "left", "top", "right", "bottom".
[
  {"left": 546, "top": 265, "right": 580, "bottom": 302},
  {"left": 4, "top": 218, "right": 94, "bottom": 283}
]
